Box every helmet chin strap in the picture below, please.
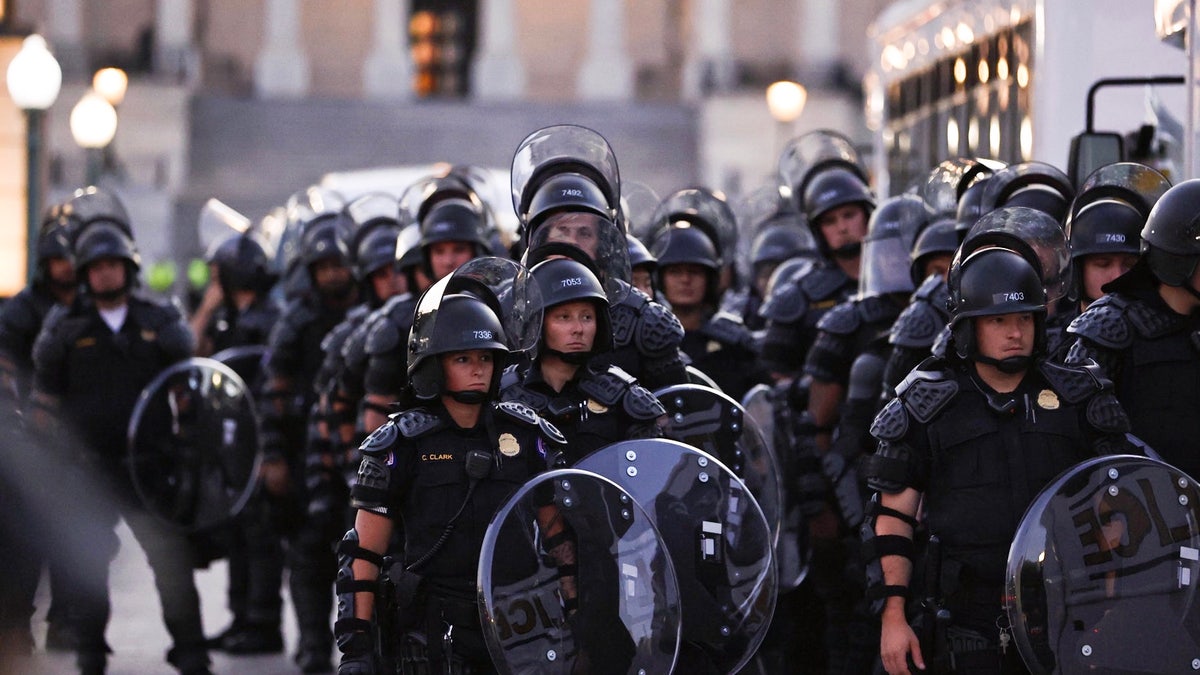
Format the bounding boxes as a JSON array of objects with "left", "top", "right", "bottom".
[
  {"left": 830, "top": 242, "right": 862, "bottom": 260},
  {"left": 974, "top": 353, "right": 1032, "bottom": 374},
  {"left": 541, "top": 347, "right": 592, "bottom": 366},
  {"left": 447, "top": 390, "right": 488, "bottom": 404}
]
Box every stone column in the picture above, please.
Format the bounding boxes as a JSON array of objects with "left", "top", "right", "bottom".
[
  {"left": 576, "top": 0, "right": 634, "bottom": 101},
  {"left": 471, "top": 0, "right": 524, "bottom": 100},
  {"left": 681, "top": 0, "right": 735, "bottom": 100},
  {"left": 45, "top": 0, "right": 87, "bottom": 76},
  {"left": 155, "top": 0, "right": 198, "bottom": 84},
  {"left": 364, "top": 0, "right": 413, "bottom": 99},
  {"left": 254, "top": 0, "right": 309, "bottom": 99},
  {"left": 799, "top": 0, "right": 838, "bottom": 79}
]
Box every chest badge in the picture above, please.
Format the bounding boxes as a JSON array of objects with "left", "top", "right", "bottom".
[
  {"left": 498, "top": 432, "right": 521, "bottom": 457},
  {"left": 141, "top": 329, "right": 157, "bottom": 342},
  {"left": 1037, "top": 389, "right": 1060, "bottom": 410},
  {"left": 586, "top": 398, "right": 608, "bottom": 414}
]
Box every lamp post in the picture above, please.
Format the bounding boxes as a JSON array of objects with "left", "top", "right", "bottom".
[
  {"left": 6, "top": 34, "right": 63, "bottom": 284},
  {"left": 766, "top": 80, "right": 808, "bottom": 163},
  {"left": 70, "top": 91, "right": 119, "bottom": 185}
]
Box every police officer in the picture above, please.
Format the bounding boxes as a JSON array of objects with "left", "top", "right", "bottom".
[
  {"left": 32, "top": 212, "right": 209, "bottom": 675},
  {"left": 334, "top": 262, "right": 565, "bottom": 674},
  {"left": 1051, "top": 163, "right": 1170, "bottom": 358},
  {"left": 864, "top": 246, "right": 1133, "bottom": 675},
  {"left": 1063, "top": 178, "right": 1200, "bottom": 478},
  {"left": 359, "top": 175, "right": 492, "bottom": 437},
  {"left": 192, "top": 226, "right": 285, "bottom": 655},
  {"left": 500, "top": 255, "right": 664, "bottom": 463},
  {"left": 626, "top": 233, "right": 658, "bottom": 300},
  {"left": 649, "top": 188, "right": 766, "bottom": 400},
  {"left": 258, "top": 186, "right": 358, "bottom": 673},
  {"left": 0, "top": 199, "right": 80, "bottom": 655},
  {"left": 512, "top": 124, "right": 688, "bottom": 390}
]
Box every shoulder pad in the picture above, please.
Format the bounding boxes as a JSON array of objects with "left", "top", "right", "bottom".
[
  {"left": 759, "top": 275, "right": 808, "bottom": 323},
  {"left": 579, "top": 366, "right": 636, "bottom": 406},
  {"left": 538, "top": 417, "right": 567, "bottom": 446},
  {"left": 869, "top": 397, "right": 910, "bottom": 441},
  {"left": 800, "top": 266, "right": 851, "bottom": 303},
  {"left": 321, "top": 313, "right": 361, "bottom": 353},
  {"left": 929, "top": 325, "right": 952, "bottom": 359},
  {"left": 358, "top": 419, "right": 400, "bottom": 456},
  {"left": 857, "top": 294, "right": 902, "bottom": 326},
  {"left": 0, "top": 290, "right": 45, "bottom": 340},
  {"left": 700, "top": 312, "right": 755, "bottom": 350},
  {"left": 1086, "top": 393, "right": 1132, "bottom": 435},
  {"left": 364, "top": 315, "right": 403, "bottom": 356},
  {"left": 495, "top": 400, "right": 541, "bottom": 427},
  {"left": 912, "top": 275, "right": 949, "bottom": 304},
  {"left": 718, "top": 288, "right": 750, "bottom": 317},
  {"left": 1037, "top": 359, "right": 1103, "bottom": 405},
  {"left": 634, "top": 300, "right": 684, "bottom": 357},
  {"left": 501, "top": 380, "right": 550, "bottom": 412},
  {"left": 815, "top": 300, "right": 860, "bottom": 336},
  {"left": 1066, "top": 296, "right": 1132, "bottom": 349},
  {"left": 340, "top": 320, "right": 372, "bottom": 365},
  {"left": 393, "top": 408, "right": 444, "bottom": 438},
  {"left": 623, "top": 383, "right": 666, "bottom": 421},
  {"left": 889, "top": 299, "right": 949, "bottom": 349},
  {"left": 270, "top": 300, "right": 317, "bottom": 346},
  {"left": 895, "top": 366, "right": 958, "bottom": 423},
  {"left": 609, "top": 294, "right": 641, "bottom": 347},
  {"left": 1125, "top": 296, "right": 1185, "bottom": 338}
]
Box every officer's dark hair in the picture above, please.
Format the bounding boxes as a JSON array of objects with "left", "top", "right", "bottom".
[
  {"left": 949, "top": 247, "right": 1047, "bottom": 366},
  {"left": 1140, "top": 178, "right": 1200, "bottom": 289},
  {"left": 531, "top": 256, "right": 613, "bottom": 356},
  {"left": 206, "top": 233, "right": 276, "bottom": 296}
]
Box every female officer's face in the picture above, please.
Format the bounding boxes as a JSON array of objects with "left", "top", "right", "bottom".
[
  {"left": 543, "top": 300, "right": 597, "bottom": 355},
  {"left": 441, "top": 350, "right": 494, "bottom": 393},
  {"left": 974, "top": 312, "right": 1035, "bottom": 361}
]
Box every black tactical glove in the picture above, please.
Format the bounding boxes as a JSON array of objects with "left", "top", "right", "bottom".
[{"left": 338, "top": 632, "right": 377, "bottom": 675}]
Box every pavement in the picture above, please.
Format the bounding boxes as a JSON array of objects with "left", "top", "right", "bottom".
[{"left": 9, "top": 521, "right": 316, "bottom": 675}]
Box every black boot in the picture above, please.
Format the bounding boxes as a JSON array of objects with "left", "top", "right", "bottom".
[{"left": 222, "top": 622, "right": 284, "bottom": 655}]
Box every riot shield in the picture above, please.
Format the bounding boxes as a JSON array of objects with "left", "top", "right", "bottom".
[
  {"left": 575, "top": 438, "right": 777, "bottom": 674},
  {"left": 1007, "top": 454, "right": 1200, "bottom": 675},
  {"left": 742, "top": 383, "right": 808, "bottom": 591},
  {"left": 127, "top": 357, "right": 262, "bottom": 532},
  {"left": 210, "top": 344, "right": 268, "bottom": 391},
  {"left": 479, "top": 468, "right": 681, "bottom": 675},
  {"left": 654, "top": 383, "right": 783, "bottom": 545}
]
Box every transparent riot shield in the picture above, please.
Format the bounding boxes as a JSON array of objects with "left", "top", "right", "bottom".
[
  {"left": 575, "top": 438, "right": 777, "bottom": 674},
  {"left": 1007, "top": 454, "right": 1200, "bottom": 675},
  {"left": 742, "top": 383, "right": 809, "bottom": 591},
  {"left": 479, "top": 469, "right": 681, "bottom": 675},
  {"left": 653, "top": 383, "right": 783, "bottom": 545},
  {"left": 127, "top": 357, "right": 261, "bottom": 532},
  {"left": 210, "top": 344, "right": 268, "bottom": 392}
]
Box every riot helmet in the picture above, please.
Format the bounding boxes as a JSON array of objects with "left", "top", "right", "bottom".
[
  {"left": 777, "top": 129, "right": 869, "bottom": 209},
  {"left": 647, "top": 188, "right": 738, "bottom": 270},
  {"left": 72, "top": 219, "right": 141, "bottom": 299},
  {"left": 345, "top": 192, "right": 405, "bottom": 281},
  {"left": 909, "top": 216, "right": 959, "bottom": 285},
  {"left": 801, "top": 167, "right": 876, "bottom": 258},
  {"left": 981, "top": 162, "right": 1075, "bottom": 224},
  {"left": 1064, "top": 163, "right": 1170, "bottom": 301},
  {"left": 627, "top": 233, "right": 656, "bottom": 271},
  {"left": 1140, "top": 178, "right": 1200, "bottom": 290},
  {"left": 61, "top": 185, "right": 131, "bottom": 231},
  {"left": 954, "top": 206, "right": 1071, "bottom": 306},
  {"left": 949, "top": 247, "right": 1047, "bottom": 370},
  {"left": 859, "top": 194, "right": 933, "bottom": 296},
  {"left": 408, "top": 258, "right": 541, "bottom": 402},
  {"left": 531, "top": 256, "right": 613, "bottom": 362},
  {"left": 651, "top": 222, "right": 722, "bottom": 307},
  {"left": 955, "top": 177, "right": 992, "bottom": 239},
  {"left": 921, "top": 158, "right": 1006, "bottom": 218},
  {"left": 205, "top": 234, "right": 275, "bottom": 296},
  {"left": 33, "top": 202, "right": 78, "bottom": 291}
]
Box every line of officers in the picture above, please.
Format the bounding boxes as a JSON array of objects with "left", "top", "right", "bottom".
[{"left": 0, "top": 124, "right": 1197, "bottom": 675}]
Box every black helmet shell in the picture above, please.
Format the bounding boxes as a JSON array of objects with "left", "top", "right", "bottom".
[
  {"left": 531, "top": 257, "right": 613, "bottom": 353},
  {"left": 981, "top": 161, "right": 1075, "bottom": 224},
  {"left": 949, "top": 247, "right": 1047, "bottom": 361},
  {"left": 1140, "top": 178, "right": 1200, "bottom": 286},
  {"left": 909, "top": 216, "right": 959, "bottom": 285},
  {"left": 207, "top": 234, "right": 275, "bottom": 294},
  {"left": 72, "top": 220, "right": 141, "bottom": 271}
]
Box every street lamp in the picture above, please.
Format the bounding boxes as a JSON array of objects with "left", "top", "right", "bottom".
[
  {"left": 766, "top": 80, "right": 808, "bottom": 161},
  {"left": 6, "top": 34, "right": 63, "bottom": 284},
  {"left": 70, "top": 91, "right": 119, "bottom": 185},
  {"left": 93, "top": 67, "right": 129, "bottom": 107}
]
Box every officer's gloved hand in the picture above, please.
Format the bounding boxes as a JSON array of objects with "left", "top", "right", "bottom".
[{"left": 338, "top": 632, "right": 377, "bottom": 675}]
